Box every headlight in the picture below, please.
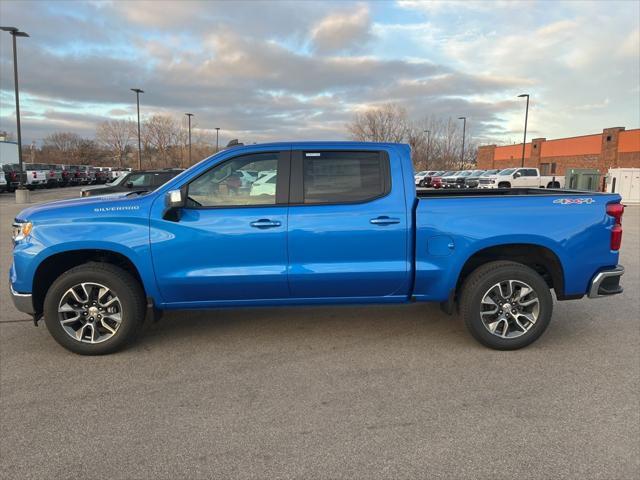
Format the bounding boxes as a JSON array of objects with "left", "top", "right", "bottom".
[{"left": 12, "top": 221, "right": 33, "bottom": 242}]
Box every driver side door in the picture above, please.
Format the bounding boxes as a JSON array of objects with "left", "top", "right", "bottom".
[{"left": 150, "top": 150, "right": 291, "bottom": 305}]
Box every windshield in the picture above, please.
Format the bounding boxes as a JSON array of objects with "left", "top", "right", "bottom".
[
  {"left": 481, "top": 169, "right": 500, "bottom": 176},
  {"left": 458, "top": 171, "right": 473, "bottom": 177},
  {"left": 106, "top": 173, "right": 129, "bottom": 186},
  {"left": 499, "top": 168, "right": 516, "bottom": 175}
]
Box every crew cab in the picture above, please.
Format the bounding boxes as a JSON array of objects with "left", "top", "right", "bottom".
[
  {"left": 479, "top": 167, "right": 564, "bottom": 189},
  {"left": 10, "top": 142, "right": 624, "bottom": 355}
]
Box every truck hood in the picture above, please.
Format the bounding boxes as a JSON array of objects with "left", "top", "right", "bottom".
[{"left": 15, "top": 191, "right": 148, "bottom": 222}]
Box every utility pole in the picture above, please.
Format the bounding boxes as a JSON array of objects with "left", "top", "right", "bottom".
[
  {"left": 215, "top": 127, "right": 220, "bottom": 152},
  {"left": 131, "top": 88, "right": 144, "bottom": 169},
  {"left": 185, "top": 113, "right": 194, "bottom": 165},
  {"left": 518, "top": 94, "right": 530, "bottom": 167},
  {"left": 1, "top": 26, "right": 29, "bottom": 201},
  {"left": 458, "top": 117, "right": 466, "bottom": 170}
]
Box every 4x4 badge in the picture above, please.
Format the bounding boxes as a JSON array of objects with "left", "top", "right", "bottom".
[{"left": 553, "top": 198, "right": 594, "bottom": 205}]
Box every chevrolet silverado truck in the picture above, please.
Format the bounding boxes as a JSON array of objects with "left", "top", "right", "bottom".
[
  {"left": 10, "top": 142, "right": 625, "bottom": 355},
  {"left": 479, "top": 167, "right": 564, "bottom": 189}
]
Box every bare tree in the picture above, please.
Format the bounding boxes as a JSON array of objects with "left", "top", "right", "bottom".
[
  {"left": 144, "top": 115, "right": 180, "bottom": 168},
  {"left": 96, "top": 120, "right": 134, "bottom": 168},
  {"left": 42, "top": 132, "right": 82, "bottom": 163},
  {"left": 348, "top": 104, "right": 410, "bottom": 143}
]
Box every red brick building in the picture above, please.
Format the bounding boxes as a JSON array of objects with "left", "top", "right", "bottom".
[{"left": 478, "top": 127, "right": 640, "bottom": 177}]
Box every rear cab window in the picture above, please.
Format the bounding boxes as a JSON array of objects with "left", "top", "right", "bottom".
[{"left": 298, "top": 151, "right": 390, "bottom": 204}]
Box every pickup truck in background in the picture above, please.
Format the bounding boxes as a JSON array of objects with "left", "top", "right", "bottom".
[
  {"left": 479, "top": 167, "right": 564, "bottom": 189},
  {"left": 22, "top": 163, "right": 48, "bottom": 189},
  {"left": 10, "top": 142, "right": 625, "bottom": 355}
]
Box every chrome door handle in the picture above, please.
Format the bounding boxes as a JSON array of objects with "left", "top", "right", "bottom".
[
  {"left": 370, "top": 216, "right": 400, "bottom": 226},
  {"left": 250, "top": 219, "right": 282, "bottom": 229}
]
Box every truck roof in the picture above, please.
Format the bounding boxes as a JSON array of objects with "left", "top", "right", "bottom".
[{"left": 229, "top": 141, "right": 408, "bottom": 149}]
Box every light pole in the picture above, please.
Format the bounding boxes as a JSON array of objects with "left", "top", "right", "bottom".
[
  {"left": 518, "top": 93, "right": 530, "bottom": 167},
  {"left": 423, "top": 129, "right": 431, "bottom": 170},
  {"left": 185, "top": 113, "right": 194, "bottom": 165},
  {"left": 1, "top": 26, "right": 29, "bottom": 199},
  {"left": 215, "top": 127, "right": 220, "bottom": 152},
  {"left": 131, "top": 88, "right": 144, "bottom": 169},
  {"left": 458, "top": 117, "right": 466, "bottom": 170}
]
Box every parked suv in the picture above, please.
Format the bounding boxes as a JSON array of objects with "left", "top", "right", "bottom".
[{"left": 80, "top": 168, "right": 184, "bottom": 197}]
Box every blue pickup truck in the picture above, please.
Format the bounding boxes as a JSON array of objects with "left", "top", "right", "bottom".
[{"left": 10, "top": 142, "right": 625, "bottom": 354}]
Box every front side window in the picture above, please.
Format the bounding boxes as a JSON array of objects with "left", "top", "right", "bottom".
[
  {"left": 302, "top": 151, "right": 388, "bottom": 204},
  {"left": 187, "top": 153, "right": 279, "bottom": 207}
]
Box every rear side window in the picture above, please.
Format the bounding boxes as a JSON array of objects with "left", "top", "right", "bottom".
[{"left": 302, "top": 151, "right": 389, "bottom": 204}]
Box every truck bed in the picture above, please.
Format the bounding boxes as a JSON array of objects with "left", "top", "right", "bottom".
[{"left": 417, "top": 188, "right": 590, "bottom": 198}]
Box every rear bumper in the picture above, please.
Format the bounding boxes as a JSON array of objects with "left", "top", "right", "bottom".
[
  {"left": 10, "top": 285, "right": 35, "bottom": 314},
  {"left": 588, "top": 265, "right": 624, "bottom": 298}
]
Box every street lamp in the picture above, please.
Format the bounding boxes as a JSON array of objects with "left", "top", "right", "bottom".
[
  {"left": 185, "top": 113, "right": 194, "bottom": 165},
  {"left": 458, "top": 117, "right": 466, "bottom": 170},
  {"left": 215, "top": 127, "right": 220, "bottom": 152},
  {"left": 518, "top": 93, "right": 530, "bottom": 167},
  {"left": 131, "top": 88, "right": 144, "bottom": 169},
  {"left": 1, "top": 26, "right": 29, "bottom": 198},
  {"left": 423, "top": 129, "right": 431, "bottom": 170}
]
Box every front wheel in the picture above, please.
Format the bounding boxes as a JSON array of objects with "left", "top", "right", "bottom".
[
  {"left": 43, "top": 262, "right": 146, "bottom": 355},
  {"left": 460, "top": 261, "right": 553, "bottom": 350}
]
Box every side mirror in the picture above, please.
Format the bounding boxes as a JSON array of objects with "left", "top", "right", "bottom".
[
  {"left": 163, "top": 188, "right": 186, "bottom": 221},
  {"left": 514, "top": 172, "right": 522, "bottom": 178},
  {"left": 125, "top": 182, "right": 133, "bottom": 188}
]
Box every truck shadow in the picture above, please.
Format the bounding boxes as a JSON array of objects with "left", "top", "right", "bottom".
[{"left": 137, "top": 302, "right": 474, "bottom": 351}]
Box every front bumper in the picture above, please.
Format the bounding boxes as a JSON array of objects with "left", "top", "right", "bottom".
[
  {"left": 588, "top": 265, "right": 624, "bottom": 298},
  {"left": 10, "top": 285, "right": 35, "bottom": 314}
]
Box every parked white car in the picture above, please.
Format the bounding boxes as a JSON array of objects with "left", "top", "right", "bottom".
[
  {"left": 478, "top": 167, "right": 564, "bottom": 189},
  {"left": 249, "top": 171, "right": 277, "bottom": 197},
  {"left": 0, "top": 170, "right": 7, "bottom": 193}
]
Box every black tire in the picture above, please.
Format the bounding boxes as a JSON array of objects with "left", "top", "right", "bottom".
[
  {"left": 43, "top": 262, "right": 146, "bottom": 355},
  {"left": 460, "top": 261, "right": 553, "bottom": 350},
  {"left": 498, "top": 182, "right": 511, "bottom": 188}
]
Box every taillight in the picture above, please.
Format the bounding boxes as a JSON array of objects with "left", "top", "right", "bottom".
[{"left": 607, "top": 203, "right": 624, "bottom": 251}]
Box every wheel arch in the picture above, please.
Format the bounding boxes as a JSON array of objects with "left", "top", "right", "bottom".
[
  {"left": 456, "top": 243, "right": 566, "bottom": 300},
  {"left": 32, "top": 249, "right": 146, "bottom": 315}
]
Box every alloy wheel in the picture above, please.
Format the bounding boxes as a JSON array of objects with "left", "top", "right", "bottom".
[
  {"left": 479, "top": 280, "right": 540, "bottom": 339},
  {"left": 57, "top": 282, "right": 123, "bottom": 343}
]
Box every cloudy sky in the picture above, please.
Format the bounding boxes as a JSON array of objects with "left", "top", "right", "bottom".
[{"left": 1, "top": 0, "right": 638, "bottom": 147}]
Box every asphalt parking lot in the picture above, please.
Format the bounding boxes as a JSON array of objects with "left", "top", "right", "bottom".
[{"left": 1, "top": 187, "right": 638, "bottom": 480}]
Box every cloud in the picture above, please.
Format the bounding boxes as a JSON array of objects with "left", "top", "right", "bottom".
[
  {"left": 0, "top": 0, "right": 637, "bottom": 145},
  {"left": 310, "top": 5, "right": 372, "bottom": 54}
]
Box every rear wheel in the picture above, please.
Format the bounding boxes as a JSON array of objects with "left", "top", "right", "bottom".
[
  {"left": 460, "top": 261, "right": 553, "bottom": 350},
  {"left": 43, "top": 263, "right": 146, "bottom": 355}
]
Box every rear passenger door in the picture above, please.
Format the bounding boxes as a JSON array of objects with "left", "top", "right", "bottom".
[{"left": 287, "top": 149, "right": 409, "bottom": 299}]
